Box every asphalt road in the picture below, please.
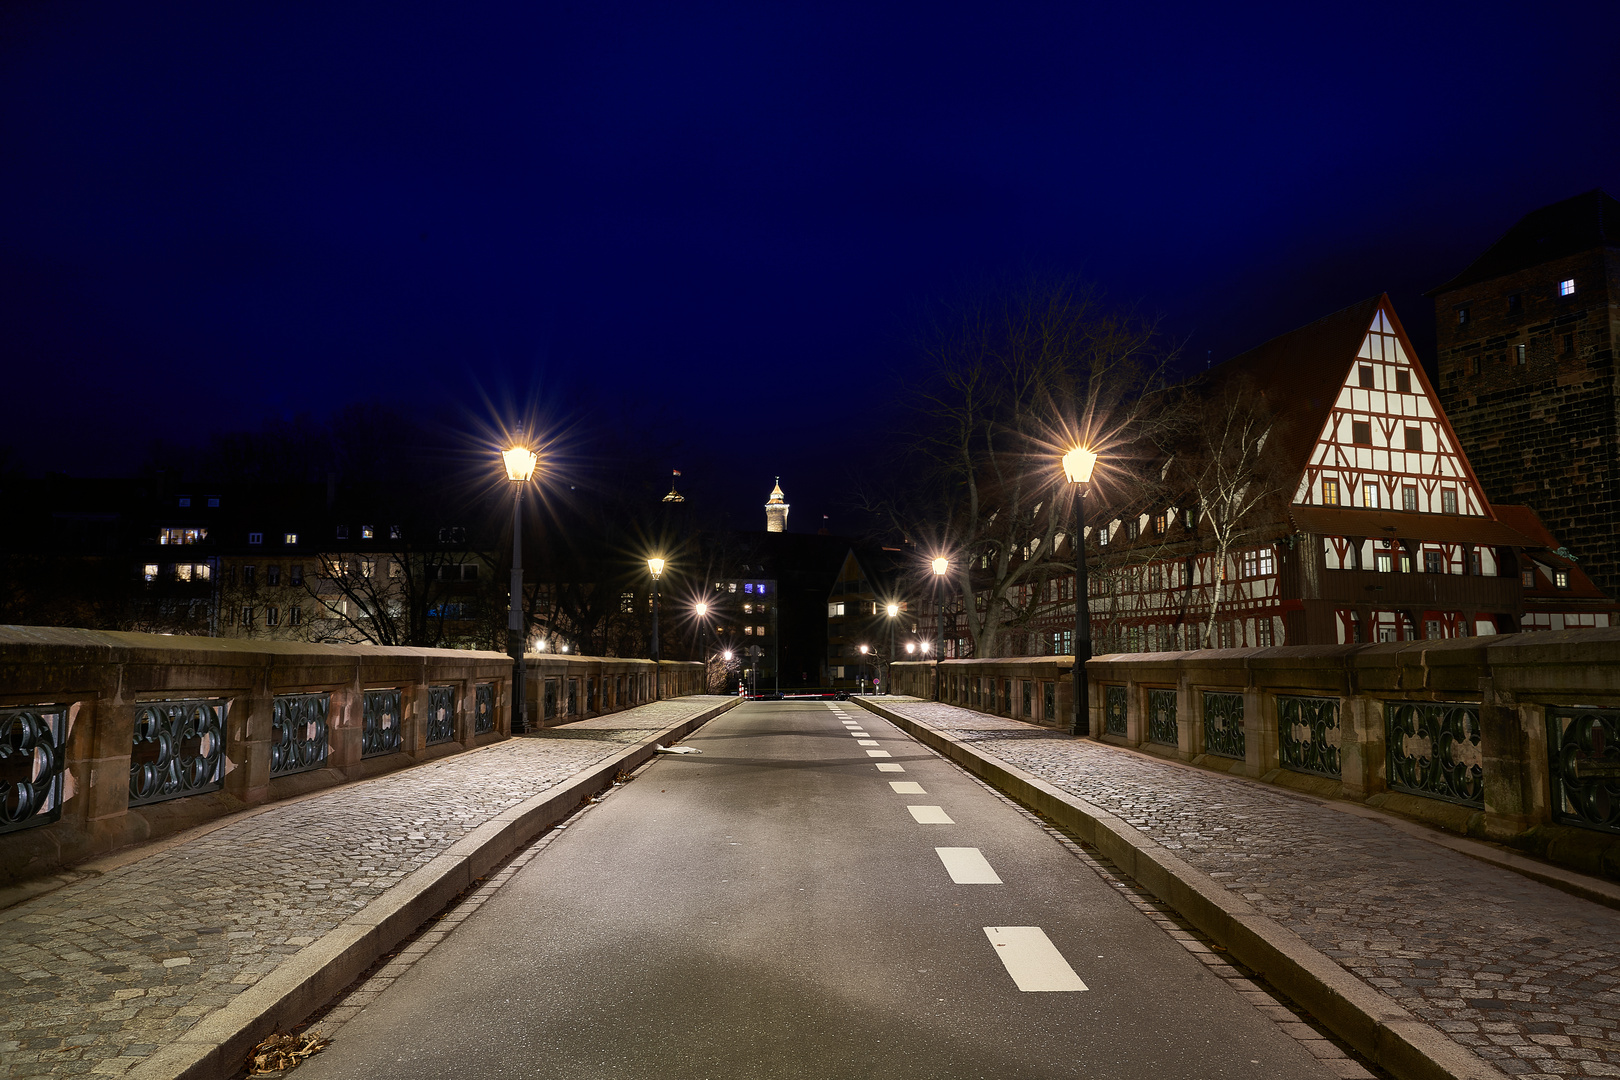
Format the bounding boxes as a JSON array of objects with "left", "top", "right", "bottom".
[{"left": 296, "top": 700, "right": 1340, "bottom": 1079}]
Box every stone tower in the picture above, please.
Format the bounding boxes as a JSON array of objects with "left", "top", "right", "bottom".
[
  {"left": 764, "top": 478, "right": 789, "bottom": 533},
  {"left": 1428, "top": 189, "right": 1619, "bottom": 595}
]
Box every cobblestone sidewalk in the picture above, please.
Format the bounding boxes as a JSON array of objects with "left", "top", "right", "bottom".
[
  {"left": 0, "top": 696, "right": 728, "bottom": 1079},
  {"left": 878, "top": 698, "right": 1620, "bottom": 1080}
]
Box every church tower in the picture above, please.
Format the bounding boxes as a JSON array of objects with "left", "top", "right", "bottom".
[{"left": 764, "top": 478, "right": 789, "bottom": 533}]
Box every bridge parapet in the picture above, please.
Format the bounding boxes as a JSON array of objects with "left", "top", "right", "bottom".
[
  {"left": 891, "top": 628, "right": 1620, "bottom": 879},
  {"left": 0, "top": 626, "right": 701, "bottom": 886}
]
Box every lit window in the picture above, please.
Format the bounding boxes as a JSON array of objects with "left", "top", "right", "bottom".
[
  {"left": 1351, "top": 420, "right": 1372, "bottom": 445},
  {"left": 1441, "top": 489, "right": 1458, "bottom": 514},
  {"left": 1362, "top": 483, "right": 1379, "bottom": 508},
  {"left": 744, "top": 626, "right": 754, "bottom": 636},
  {"left": 1154, "top": 513, "right": 1166, "bottom": 535},
  {"left": 1098, "top": 525, "right": 1109, "bottom": 547},
  {"left": 1322, "top": 479, "right": 1340, "bottom": 506},
  {"left": 1559, "top": 278, "right": 1575, "bottom": 297},
  {"left": 1402, "top": 485, "right": 1417, "bottom": 511},
  {"left": 144, "top": 563, "right": 159, "bottom": 582},
  {"left": 743, "top": 602, "right": 754, "bottom": 614},
  {"left": 757, "top": 583, "right": 767, "bottom": 595},
  {"left": 160, "top": 527, "right": 207, "bottom": 545},
  {"left": 176, "top": 564, "right": 192, "bottom": 582},
  {"left": 1396, "top": 370, "right": 1411, "bottom": 393},
  {"left": 1555, "top": 569, "right": 1570, "bottom": 589},
  {"left": 207, "top": 497, "right": 220, "bottom": 507},
  {"left": 1259, "top": 549, "right": 1274, "bottom": 576},
  {"left": 178, "top": 497, "right": 191, "bottom": 508},
  {"left": 360, "top": 559, "right": 376, "bottom": 578},
  {"left": 1515, "top": 344, "right": 1526, "bottom": 365},
  {"left": 744, "top": 583, "right": 754, "bottom": 593},
  {"left": 728, "top": 583, "right": 737, "bottom": 593},
  {"left": 828, "top": 602, "right": 845, "bottom": 617},
  {"left": 362, "top": 526, "right": 374, "bottom": 539},
  {"left": 195, "top": 563, "right": 212, "bottom": 582},
  {"left": 756, "top": 626, "right": 765, "bottom": 636},
  {"left": 248, "top": 532, "right": 263, "bottom": 545},
  {"left": 1376, "top": 554, "right": 1392, "bottom": 573},
  {"left": 284, "top": 533, "right": 297, "bottom": 545}
]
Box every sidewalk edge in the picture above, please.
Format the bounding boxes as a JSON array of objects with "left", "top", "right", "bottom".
[
  {"left": 856, "top": 697, "right": 1507, "bottom": 1080},
  {"left": 128, "top": 696, "right": 738, "bottom": 1080}
]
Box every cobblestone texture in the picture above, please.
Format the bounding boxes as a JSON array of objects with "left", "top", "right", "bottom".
[
  {"left": 879, "top": 698, "right": 1620, "bottom": 1080},
  {"left": 0, "top": 697, "right": 727, "bottom": 1079}
]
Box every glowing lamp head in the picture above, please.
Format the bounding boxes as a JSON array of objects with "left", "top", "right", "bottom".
[
  {"left": 502, "top": 445, "right": 538, "bottom": 482},
  {"left": 859, "top": 644, "right": 869, "bottom": 655},
  {"left": 647, "top": 557, "right": 665, "bottom": 578},
  {"left": 920, "top": 641, "right": 931, "bottom": 654},
  {"left": 723, "top": 649, "right": 733, "bottom": 661},
  {"left": 696, "top": 601, "right": 708, "bottom": 617},
  {"left": 906, "top": 643, "right": 916, "bottom": 654},
  {"left": 1062, "top": 446, "right": 1098, "bottom": 485},
  {"left": 931, "top": 556, "right": 948, "bottom": 576},
  {"left": 885, "top": 603, "right": 899, "bottom": 617}
]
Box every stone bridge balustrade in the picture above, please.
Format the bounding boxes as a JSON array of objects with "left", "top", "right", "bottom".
[
  {"left": 889, "top": 627, "right": 1620, "bottom": 880},
  {"left": 0, "top": 627, "right": 704, "bottom": 887}
]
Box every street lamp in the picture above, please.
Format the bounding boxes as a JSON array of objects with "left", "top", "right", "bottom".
[
  {"left": 648, "top": 557, "right": 665, "bottom": 700},
  {"left": 884, "top": 603, "right": 900, "bottom": 695},
  {"left": 858, "top": 644, "right": 869, "bottom": 695},
  {"left": 502, "top": 436, "right": 538, "bottom": 734},
  {"left": 695, "top": 601, "right": 711, "bottom": 691},
  {"left": 1062, "top": 445, "right": 1098, "bottom": 737},
  {"left": 930, "top": 556, "right": 948, "bottom": 701}
]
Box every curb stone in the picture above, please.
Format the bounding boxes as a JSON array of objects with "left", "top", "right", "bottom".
[
  {"left": 855, "top": 697, "right": 1507, "bottom": 1080},
  {"left": 127, "top": 697, "right": 738, "bottom": 1080}
]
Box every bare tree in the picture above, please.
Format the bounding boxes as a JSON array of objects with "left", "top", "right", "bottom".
[
  {"left": 299, "top": 537, "right": 496, "bottom": 648},
  {"left": 872, "top": 275, "right": 1178, "bottom": 658}
]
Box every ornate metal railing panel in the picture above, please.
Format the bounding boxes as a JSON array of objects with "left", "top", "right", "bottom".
[
  {"left": 128, "top": 699, "right": 227, "bottom": 807},
  {"left": 1547, "top": 708, "right": 1620, "bottom": 835},
  {"left": 1148, "top": 689, "right": 1178, "bottom": 747},
  {"left": 1104, "top": 686, "right": 1127, "bottom": 737},
  {"left": 1385, "top": 702, "right": 1484, "bottom": 807},
  {"left": 1203, "top": 692, "right": 1246, "bottom": 760},
  {"left": 474, "top": 683, "right": 495, "bottom": 735},
  {"left": 1278, "top": 695, "right": 1341, "bottom": 778},
  {"left": 271, "top": 693, "right": 329, "bottom": 776},
  {"left": 426, "top": 686, "right": 456, "bottom": 745},
  {"left": 361, "top": 689, "right": 403, "bottom": 758},
  {"left": 1, "top": 704, "right": 70, "bottom": 835}
]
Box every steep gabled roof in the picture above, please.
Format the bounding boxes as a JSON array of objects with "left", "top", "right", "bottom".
[
  {"left": 1427, "top": 189, "right": 1620, "bottom": 296},
  {"left": 1195, "top": 294, "right": 1384, "bottom": 475}
]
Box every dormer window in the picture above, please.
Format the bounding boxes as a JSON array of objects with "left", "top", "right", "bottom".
[{"left": 1555, "top": 569, "right": 1570, "bottom": 589}]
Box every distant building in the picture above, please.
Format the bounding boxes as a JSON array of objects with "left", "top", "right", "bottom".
[
  {"left": 764, "top": 479, "right": 789, "bottom": 533},
  {"left": 1427, "top": 189, "right": 1620, "bottom": 595}
]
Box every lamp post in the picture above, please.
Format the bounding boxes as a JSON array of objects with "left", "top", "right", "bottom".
[
  {"left": 695, "top": 601, "right": 710, "bottom": 692},
  {"left": 502, "top": 438, "right": 539, "bottom": 734},
  {"left": 884, "top": 603, "right": 899, "bottom": 695},
  {"left": 858, "top": 644, "right": 869, "bottom": 695},
  {"left": 647, "top": 558, "right": 665, "bottom": 699},
  {"left": 930, "top": 556, "right": 948, "bottom": 701},
  {"left": 1063, "top": 445, "right": 1098, "bottom": 737}
]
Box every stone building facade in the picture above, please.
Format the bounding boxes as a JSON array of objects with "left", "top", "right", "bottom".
[{"left": 1428, "top": 189, "right": 1619, "bottom": 595}]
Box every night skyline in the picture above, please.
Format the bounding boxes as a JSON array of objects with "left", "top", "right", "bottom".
[{"left": 3, "top": 2, "right": 1617, "bottom": 531}]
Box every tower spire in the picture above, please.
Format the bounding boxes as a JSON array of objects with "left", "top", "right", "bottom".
[{"left": 764, "top": 477, "right": 789, "bottom": 532}]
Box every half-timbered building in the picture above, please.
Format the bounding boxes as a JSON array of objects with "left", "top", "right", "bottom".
[{"left": 950, "top": 295, "right": 1615, "bottom": 654}]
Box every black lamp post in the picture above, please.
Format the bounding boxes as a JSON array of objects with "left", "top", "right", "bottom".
[
  {"left": 1063, "top": 446, "right": 1098, "bottom": 737},
  {"left": 884, "top": 603, "right": 899, "bottom": 695},
  {"left": 502, "top": 438, "right": 538, "bottom": 734},
  {"left": 930, "top": 556, "right": 948, "bottom": 701},
  {"left": 648, "top": 557, "right": 664, "bottom": 700}
]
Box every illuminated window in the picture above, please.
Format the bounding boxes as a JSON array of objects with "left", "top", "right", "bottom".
[
  {"left": 144, "top": 563, "right": 159, "bottom": 582},
  {"left": 728, "top": 583, "right": 737, "bottom": 593},
  {"left": 743, "top": 603, "right": 753, "bottom": 614},
  {"left": 1555, "top": 569, "right": 1570, "bottom": 589},
  {"left": 248, "top": 532, "right": 263, "bottom": 545},
  {"left": 1559, "top": 278, "right": 1575, "bottom": 297},
  {"left": 194, "top": 563, "right": 212, "bottom": 582},
  {"left": 1402, "top": 485, "right": 1417, "bottom": 511},
  {"left": 1351, "top": 420, "right": 1372, "bottom": 445},
  {"left": 362, "top": 526, "right": 374, "bottom": 539},
  {"left": 160, "top": 527, "right": 207, "bottom": 545},
  {"left": 208, "top": 497, "right": 220, "bottom": 508},
  {"left": 1098, "top": 525, "right": 1109, "bottom": 547},
  {"left": 1362, "top": 483, "right": 1379, "bottom": 508},
  {"left": 284, "top": 533, "right": 297, "bottom": 545},
  {"left": 1258, "top": 549, "right": 1275, "bottom": 576},
  {"left": 756, "top": 626, "right": 765, "bottom": 636},
  {"left": 1441, "top": 489, "right": 1458, "bottom": 514},
  {"left": 1405, "top": 426, "right": 1422, "bottom": 452},
  {"left": 756, "top": 584, "right": 767, "bottom": 595},
  {"left": 176, "top": 564, "right": 192, "bottom": 582},
  {"left": 1322, "top": 479, "right": 1340, "bottom": 506},
  {"left": 828, "top": 602, "right": 845, "bottom": 617},
  {"left": 744, "top": 583, "right": 754, "bottom": 593},
  {"left": 360, "top": 559, "right": 376, "bottom": 578},
  {"left": 744, "top": 626, "right": 754, "bottom": 636},
  {"left": 1376, "top": 553, "right": 1392, "bottom": 573},
  {"left": 1396, "top": 370, "right": 1411, "bottom": 393},
  {"left": 1359, "top": 363, "right": 1374, "bottom": 387},
  {"left": 1153, "top": 513, "right": 1166, "bottom": 535}
]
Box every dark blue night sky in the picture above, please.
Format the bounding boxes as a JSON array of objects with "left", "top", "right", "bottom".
[{"left": 3, "top": 2, "right": 1616, "bottom": 528}]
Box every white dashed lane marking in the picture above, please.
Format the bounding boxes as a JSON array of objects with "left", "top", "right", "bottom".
[
  {"left": 907, "top": 805, "right": 953, "bottom": 824},
  {"left": 876, "top": 763, "right": 905, "bottom": 772},
  {"left": 936, "top": 847, "right": 1002, "bottom": 884},
  {"left": 888, "top": 781, "right": 925, "bottom": 794},
  {"left": 857, "top": 740, "right": 879, "bottom": 746},
  {"left": 984, "top": 927, "right": 1088, "bottom": 992},
  {"left": 866, "top": 750, "right": 892, "bottom": 758}
]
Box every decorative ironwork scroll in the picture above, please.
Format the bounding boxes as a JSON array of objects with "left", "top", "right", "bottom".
[
  {"left": 1279, "top": 695, "right": 1341, "bottom": 778},
  {"left": 1385, "top": 702, "right": 1483, "bottom": 807},
  {"left": 1148, "top": 689, "right": 1178, "bottom": 746},
  {"left": 1104, "top": 686, "right": 1127, "bottom": 737},
  {"left": 271, "top": 693, "right": 329, "bottom": 776},
  {"left": 1203, "top": 692, "right": 1246, "bottom": 760},
  {"left": 1, "top": 704, "right": 70, "bottom": 835},
  {"left": 1547, "top": 708, "right": 1620, "bottom": 835},
  {"left": 474, "top": 683, "right": 495, "bottom": 735},
  {"left": 128, "top": 699, "right": 226, "bottom": 806},
  {"left": 362, "top": 689, "right": 402, "bottom": 758},
  {"left": 426, "top": 686, "right": 455, "bottom": 745}
]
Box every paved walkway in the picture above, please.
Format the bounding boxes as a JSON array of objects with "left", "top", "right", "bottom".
[
  {"left": 878, "top": 698, "right": 1620, "bottom": 1080},
  {"left": 0, "top": 697, "right": 730, "bottom": 1080}
]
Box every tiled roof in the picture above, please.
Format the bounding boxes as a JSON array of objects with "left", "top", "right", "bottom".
[
  {"left": 1491, "top": 504, "right": 1614, "bottom": 602},
  {"left": 1427, "top": 188, "right": 1620, "bottom": 296},
  {"left": 1287, "top": 505, "right": 1539, "bottom": 547}
]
